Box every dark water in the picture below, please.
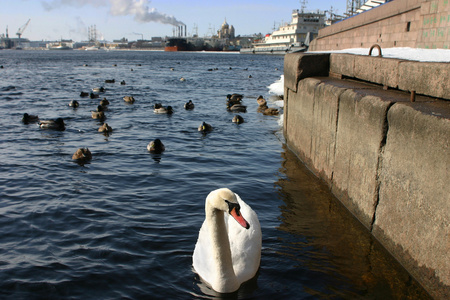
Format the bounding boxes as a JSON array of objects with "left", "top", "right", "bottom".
[{"left": 0, "top": 50, "right": 430, "bottom": 299}]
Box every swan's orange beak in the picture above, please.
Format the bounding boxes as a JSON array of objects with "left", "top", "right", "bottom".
[{"left": 230, "top": 207, "right": 250, "bottom": 229}]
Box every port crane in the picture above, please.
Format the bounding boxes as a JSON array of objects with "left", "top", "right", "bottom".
[{"left": 16, "top": 19, "right": 31, "bottom": 39}]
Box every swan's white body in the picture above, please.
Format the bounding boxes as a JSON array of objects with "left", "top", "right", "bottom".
[{"left": 193, "top": 188, "right": 262, "bottom": 293}]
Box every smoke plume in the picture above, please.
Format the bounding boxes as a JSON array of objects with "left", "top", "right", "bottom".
[
  {"left": 41, "top": 0, "right": 185, "bottom": 26},
  {"left": 110, "top": 0, "right": 185, "bottom": 26}
]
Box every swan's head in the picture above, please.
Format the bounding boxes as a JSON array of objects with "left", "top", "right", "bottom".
[{"left": 209, "top": 188, "right": 250, "bottom": 229}]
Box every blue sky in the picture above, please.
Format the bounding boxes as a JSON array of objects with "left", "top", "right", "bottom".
[{"left": 1, "top": 0, "right": 347, "bottom": 42}]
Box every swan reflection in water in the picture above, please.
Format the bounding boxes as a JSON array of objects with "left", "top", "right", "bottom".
[{"left": 193, "top": 270, "right": 260, "bottom": 298}]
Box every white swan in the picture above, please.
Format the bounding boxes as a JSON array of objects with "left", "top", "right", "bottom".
[{"left": 193, "top": 188, "right": 262, "bottom": 293}]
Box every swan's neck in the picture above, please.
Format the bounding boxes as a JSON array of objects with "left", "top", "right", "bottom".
[{"left": 206, "top": 202, "right": 239, "bottom": 292}]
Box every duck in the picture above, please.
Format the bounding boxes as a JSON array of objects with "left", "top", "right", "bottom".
[
  {"left": 232, "top": 115, "right": 244, "bottom": 124},
  {"left": 262, "top": 107, "right": 279, "bottom": 116},
  {"left": 69, "top": 100, "right": 79, "bottom": 108},
  {"left": 123, "top": 96, "right": 135, "bottom": 104},
  {"left": 91, "top": 105, "right": 106, "bottom": 120},
  {"left": 92, "top": 87, "right": 105, "bottom": 93},
  {"left": 227, "top": 94, "right": 243, "bottom": 102},
  {"left": 104, "top": 79, "right": 115, "bottom": 83},
  {"left": 154, "top": 105, "right": 173, "bottom": 114},
  {"left": 184, "top": 100, "right": 194, "bottom": 110},
  {"left": 39, "top": 118, "right": 65, "bottom": 130},
  {"left": 192, "top": 188, "right": 262, "bottom": 293},
  {"left": 99, "top": 98, "right": 109, "bottom": 107},
  {"left": 257, "top": 104, "right": 268, "bottom": 113},
  {"left": 120, "top": 80, "right": 126, "bottom": 85},
  {"left": 256, "top": 95, "right": 267, "bottom": 107},
  {"left": 89, "top": 92, "right": 99, "bottom": 99},
  {"left": 180, "top": 77, "right": 186, "bottom": 82},
  {"left": 198, "top": 122, "right": 213, "bottom": 133},
  {"left": 226, "top": 94, "right": 243, "bottom": 106},
  {"left": 22, "top": 113, "right": 39, "bottom": 124},
  {"left": 147, "top": 139, "right": 165, "bottom": 154},
  {"left": 98, "top": 123, "right": 113, "bottom": 133},
  {"left": 80, "top": 91, "right": 89, "bottom": 97},
  {"left": 228, "top": 103, "right": 247, "bottom": 113},
  {"left": 72, "top": 147, "right": 92, "bottom": 162}
]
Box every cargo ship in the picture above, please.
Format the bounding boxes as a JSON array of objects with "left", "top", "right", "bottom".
[{"left": 164, "top": 38, "right": 192, "bottom": 51}]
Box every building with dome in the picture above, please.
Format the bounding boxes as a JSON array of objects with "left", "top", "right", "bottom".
[{"left": 218, "top": 19, "right": 235, "bottom": 39}]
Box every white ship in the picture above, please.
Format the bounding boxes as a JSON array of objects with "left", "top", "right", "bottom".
[
  {"left": 47, "top": 41, "right": 73, "bottom": 50},
  {"left": 241, "top": 8, "right": 326, "bottom": 54},
  {"left": 85, "top": 45, "right": 100, "bottom": 51}
]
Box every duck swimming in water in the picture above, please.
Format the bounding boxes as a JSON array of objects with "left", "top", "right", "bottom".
[
  {"left": 147, "top": 139, "right": 165, "bottom": 154},
  {"left": 92, "top": 87, "right": 105, "bottom": 93},
  {"left": 262, "top": 107, "right": 279, "bottom": 115},
  {"left": 154, "top": 105, "right": 173, "bottom": 114},
  {"left": 90, "top": 92, "right": 99, "bottom": 99},
  {"left": 256, "top": 95, "right": 267, "bottom": 107},
  {"left": 39, "top": 118, "right": 65, "bottom": 130},
  {"left": 123, "top": 96, "right": 135, "bottom": 104},
  {"left": 99, "top": 98, "right": 109, "bottom": 107},
  {"left": 232, "top": 115, "right": 244, "bottom": 124},
  {"left": 72, "top": 147, "right": 92, "bottom": 162},
  {"left": 226, "top": 94, "right": 243, "bottom": 107},
  {"left": 69, "top": 100, "right": 79, "bottom": 108},
  {"left": 227, "top": 103, "right": 247, "bottom": 113},
  {"left": 184, "top": 100, "right": 194, "bottom": 110},
  {"left": 22, "top": 113, "right": 39, "bottom": 124},
  {"left": 198, "top": 122, "right": 213, "bottom": 133},
  {"left": 98, "top": 123, "right": 113, "bottom": 133},
  {"left": 91, "top": 105, "right": 106, "bottom": 120}
]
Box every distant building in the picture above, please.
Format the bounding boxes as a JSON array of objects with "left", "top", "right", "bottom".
[
  {"left": 0, "top": 36, "right": 30, "bottom": 49},
  {"left": 218, "top": 19, "right": 235, "bottom": 39}
]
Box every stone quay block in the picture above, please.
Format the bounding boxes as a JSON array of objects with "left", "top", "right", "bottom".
[
  {"left": 398, "top": 61, "right": 450, "bottom": 99},
  {"left": 374, "top": 102, "right": 450, "bottom": 299}
]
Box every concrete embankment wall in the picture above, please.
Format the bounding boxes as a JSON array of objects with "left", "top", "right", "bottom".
[
  {"left": 283, "top": 52, "right": 449, "bottom": 299},
  {"left": 309, "top": 0, "right": 450, "bottom": 51}
]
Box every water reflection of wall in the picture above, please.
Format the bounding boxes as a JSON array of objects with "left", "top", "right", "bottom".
[{"left": 274, "top": 145, "right": 431, "bottom": 299}]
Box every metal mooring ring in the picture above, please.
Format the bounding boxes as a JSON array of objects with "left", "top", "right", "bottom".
[{"left": 369, "top": 44, "right": 382, "bottom": 57}]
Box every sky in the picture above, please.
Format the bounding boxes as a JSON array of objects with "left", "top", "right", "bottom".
[{"left": 1, "top": 0, "right": 347, "bottom": 42}]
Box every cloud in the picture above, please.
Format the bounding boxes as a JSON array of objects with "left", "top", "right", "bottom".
[{"left": 41, "top": 0, "right": 184, "bottom": 26}]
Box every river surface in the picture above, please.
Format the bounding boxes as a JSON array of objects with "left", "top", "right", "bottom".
[{"left": 0, "top": 50, "right": 430, "bottom": 299}]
